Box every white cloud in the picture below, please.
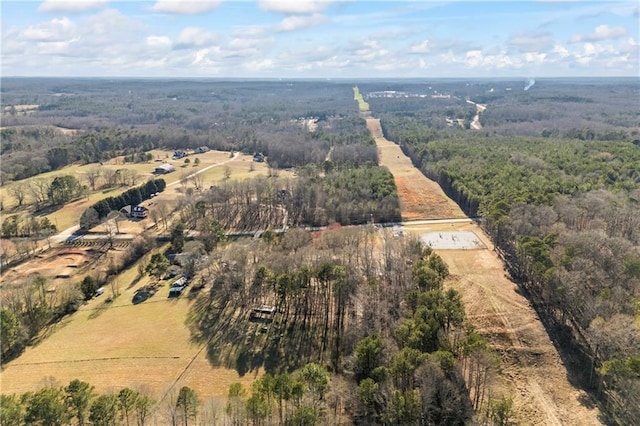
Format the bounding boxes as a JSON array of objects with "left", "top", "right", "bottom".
[
  {"left": 259, "top": 0, "right": 332, "bottom": 14},
  {"left": 146, "top": 35, "right": 172, "bottom": 48},
  {"left": 175, "top": 27, "right": 218, "bottom": 48},
  {"left": 38, "top": 0, "right": 109, "bottom": 13},
  {"left": 151, "top": 1, "right": 221, "bottom": 14},
  {"left": 523, "top": 52, "right": 546, "bottom": 64},
  {"left": 409, "top": 39, "right": 430, "bottom": 54},
  {"left": 551, "top": 44, "right": 570, "bottom": 59},
  {"left": 22, "top": 17, "right": 75, "bottom": 41},
  {"left": 444, "top": 49, "right": 521, "bottom": 70},
  {"left": 243, "top": 59, "right": 274, "bottom": 71},
  {"left": 569, "top": 24, "right": 628, "bottom": 43},
  {"left": 276, "top": 13, "right": 328, "bottom": 31}
]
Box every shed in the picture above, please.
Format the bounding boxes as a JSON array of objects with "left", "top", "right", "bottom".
[
  {"left": 154, "top": 163, "right": 176, "bottom": 174},
  {"left": 249, "top": 305, "right": 276, "bottom": 323}
]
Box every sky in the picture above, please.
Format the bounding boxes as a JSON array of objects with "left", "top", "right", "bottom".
[{"left": 1, "top": 0, "right": 639, "bottom": 78}]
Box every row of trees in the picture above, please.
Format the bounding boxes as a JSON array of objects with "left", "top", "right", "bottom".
[
  {"left": 80, "top": 179, "right": 166, "bottom": 229},
  {"left": 0, "top": 379, "right": 156, "bottom": 426}
]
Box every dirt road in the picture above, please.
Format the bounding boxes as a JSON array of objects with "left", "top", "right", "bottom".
[
  {"left": 368, "top": 116, "right": 603, "bottom": 424},
  {"left": 367, "top": 118, "right": 466, "bottom": 220}
]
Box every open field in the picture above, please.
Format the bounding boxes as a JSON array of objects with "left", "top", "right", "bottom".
[
  {"left": 0, "top": 149, "right": 247, "bottom": 231},
  {"left": 0, "top": 249, "right": 259, "bottom": 401},
  {"left": 367, "top": 118, "right": 466, "bottom": 221}
]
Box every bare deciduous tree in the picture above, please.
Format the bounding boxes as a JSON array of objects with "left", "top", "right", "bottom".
[
  {"left": 9, "top": 182, "right": 26, "bottom": 207},
  {"left": 85, "top": 167, "right": 102, "bottom": 191}
]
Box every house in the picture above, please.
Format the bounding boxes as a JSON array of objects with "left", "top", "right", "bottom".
[
  {"left": 168, "top": 277, "right": 188, "bottom": 298},
  {"left": 154, "top": 163, "right": 176, "bottom": 174},
  {"left": 172, "top": 150, "right": 187, "bottom": 160},
  {"left": 195, "top": 146, "right": 210, "bottom": 154},
  {"left": 120, "top": 205, "right": 149, "bottom": 219},
  {"left": 253, "top": 152, "right": 265, "bottom": 162}
]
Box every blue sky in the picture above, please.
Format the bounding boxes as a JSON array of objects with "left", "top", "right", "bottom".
[{"left": 2, "top": 1, "right": 638, "bottom": 78}]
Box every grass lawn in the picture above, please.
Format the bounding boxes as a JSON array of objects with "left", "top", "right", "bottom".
[
  {"left": 0, "top": 245, "right": 260, "bottom": 400},
  {"left": 1, "top": 149, "right": 241, "bottom": 231}
]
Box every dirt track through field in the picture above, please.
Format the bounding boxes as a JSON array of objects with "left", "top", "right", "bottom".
[
  {"left": 367, "top": 118, "right": 466, "bottom": 220},
  {"left": 367, "top": 116, "right": 603, "bottom": 424}
]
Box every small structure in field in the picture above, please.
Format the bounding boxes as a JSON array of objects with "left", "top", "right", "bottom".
[
  {"left": 249, "top": 305, "right": 275, "bottom": 323},
  {"left": 195, "top": 146, "right": 210, "bottom": 154},
  {"left": 154, "top": 163, "right": 176, "bottom": 174},
  {"left": 119, "top": 205, "right": 149, "bottom": 219},
  {"left": 253, "top": 152, "right": 265, "bottom": 162},
  {"left": 172, "top": 150, "right": 187, "bottom": 160}
]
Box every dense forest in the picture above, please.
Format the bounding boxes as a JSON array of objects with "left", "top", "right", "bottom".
[
  {"left": 363, "top": 79, "right": 640, "bottom": 424},
  {"left": 1, "top": 79, "right": 374, "bottom": 182}
]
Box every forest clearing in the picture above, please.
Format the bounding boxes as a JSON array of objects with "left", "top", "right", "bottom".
[
  {"left": 367, "top": 118, "right": 466, "bottom": 221},
  {"left": 375, "top": 123, "right": 606, "bottom": 424}
]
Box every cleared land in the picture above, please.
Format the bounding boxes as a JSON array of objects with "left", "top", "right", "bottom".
[
  {"left": 367, "top": 118, "right": 466, "bottom": 220},
  {"left": 0, "top": 251, "right": 259, "bottom": 400},
  {"left": 366, "top": 112, "right": 603, "bottom": 424},
  {"left": 0, "top": 151, "right": 283, "bottom": 401},
  {"left": 420, "top": 230, "right": 486, "bottom": 250}
]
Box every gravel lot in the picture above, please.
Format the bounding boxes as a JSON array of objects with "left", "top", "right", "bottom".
[{"left": 420, "top": 231, "right": 486, "bottom": 249}]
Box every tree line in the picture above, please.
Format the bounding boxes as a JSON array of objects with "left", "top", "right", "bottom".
[
  {"left": 379, "top": 116, "right": 640, "bottom": 423},
  {"left": 79, "top": 178, "right": 166, "bottom": 229}
]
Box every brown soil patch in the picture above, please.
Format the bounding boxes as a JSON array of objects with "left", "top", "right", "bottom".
[
  {"left": 367, "top": 118, "right": 465, "bottom": 220},
  {"left": 1, "top": 247, "right": 95, "bottom": 287}
]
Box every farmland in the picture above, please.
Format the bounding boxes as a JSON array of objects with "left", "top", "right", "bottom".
[{"left": 1, "top": 78, "right": 637, "bottom": 425}]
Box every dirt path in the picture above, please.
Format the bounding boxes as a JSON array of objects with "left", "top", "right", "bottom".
[
  {"left": 367, "top": 114, "right": 603, "bottom": 424},
  {"left": 367, "top": 118, "right": 466, "bottom": 220}
]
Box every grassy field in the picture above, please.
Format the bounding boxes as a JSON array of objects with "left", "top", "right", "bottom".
[
  {"left": 0, "top": 149, "right": 244, "bottom": 231},
  {"left": 353, "top": 86, "right": 370, "bottom": 112},
  {"left": 0, "top": 246, "right": 260, "bottom": 401},
  {"left": 0, "top": 152, "right": 289, "bottom": 401}
]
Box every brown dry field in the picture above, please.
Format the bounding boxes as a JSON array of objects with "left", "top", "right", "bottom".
[
  {"left": 367, "top": 118, "right": 466, "bottom": 221},
  {"left": 405, "top": 223, "right": 603, "bottom": 425},
  {"left": 0, "top": 249, "right": 259, "bottom": 400},
  {"left": 0, "top": 152, "right": 286, "bottom": 402},
  {"left": 369, "top": 113, "right": 603, "bottom": 424}
]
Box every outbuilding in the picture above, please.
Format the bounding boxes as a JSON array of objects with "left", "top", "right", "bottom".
[
  {"left": 119, "top": 205, "right": 149, "bottom": 219},
  {"left": 154, "top": 163, "right": 176, "bottom": 174}
]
